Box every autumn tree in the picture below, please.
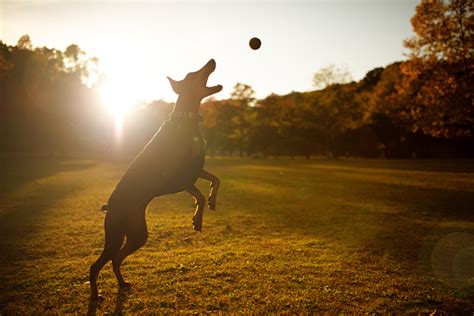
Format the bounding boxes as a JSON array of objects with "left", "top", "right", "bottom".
[
  {"left": 229, "top": 83, "right": 257, "bottom": 156},
  {"left": 254, "top": 92, "right": 317, "bottom": 158},
  {"left": 313, "top": 64, "right": 353, "bottom": 90},
  {"left": 17, "top": 34, "right": 33, "bottom": 50},
  {"left": 404, "top": 0, "right": 472, "bottom": 65},
  {"left": 399, "top": 0, "right": 473, "bottom": 137},
  {"left": 0, "top": 35, "right": 101, "bottom": 152},
  {"left": 0, "top": 46, "right": 13, "bottom": 79},
  {"left": 230, "top": 83, "right": 256, "bottom": 107},
  {"left": 364, "top": 63, "right": 408, "bottom": 157},
  {"left": 201, "top": 99, "right": 238, "bottom": 155},
  {"left": 252, "top": 94, "right": 282, "bottom": 156}
]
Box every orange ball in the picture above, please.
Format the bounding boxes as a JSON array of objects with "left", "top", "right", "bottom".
[{"left": 249, "top": 37, "right": 261, "bottom": 50}]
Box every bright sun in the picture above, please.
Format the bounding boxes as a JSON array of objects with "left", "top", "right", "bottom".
[
  {"left": 99, "top": 79, "right": 140, "bottom": 144},
  {"left": 99, "top": 80, "right": 137, "bottom": 119}
]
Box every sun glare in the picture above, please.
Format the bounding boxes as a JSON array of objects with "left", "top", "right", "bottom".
[
  {"left": 99, "top": 79, "right": 139, "bottom": 144},
  {"left": 99, "top": 81, "right": 137, "bottom": 119}
]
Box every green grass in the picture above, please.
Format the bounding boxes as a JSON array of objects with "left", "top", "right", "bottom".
[{"left": 1, "top": 156, "right": 473, "bottom": 313}]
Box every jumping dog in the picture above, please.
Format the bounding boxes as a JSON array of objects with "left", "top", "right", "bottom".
[{"left": 90, "top": 59, "right": 222, "bottom": 301}]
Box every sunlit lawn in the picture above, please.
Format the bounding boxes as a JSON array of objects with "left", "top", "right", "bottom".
[{"left": 0, "top": 156, "right": 473, "bottom": 313}]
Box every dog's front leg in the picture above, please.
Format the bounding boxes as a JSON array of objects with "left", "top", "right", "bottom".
[
  {"left": 186, "top": 185, "right": 205, "bottom": 232},
  {"left": 199, "top": 169, "right": 220, "bottom": 210}
]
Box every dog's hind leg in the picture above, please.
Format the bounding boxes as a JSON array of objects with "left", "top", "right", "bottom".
[
  {"left": 186, "top": 185, "right": 206, "bottom": 231},
  {"left": 199, "top": 170, "right": 220, "bottom": 210},
  {"left": 112, "top": 211, "right": 148, "bottom": 289},
  {"left": 90, "top": 213, "right": 125, "bottom": 301}
]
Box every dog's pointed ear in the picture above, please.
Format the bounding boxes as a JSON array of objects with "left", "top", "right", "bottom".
[{"left": 167, "top": 76, "right": 181, "bottom": 95}]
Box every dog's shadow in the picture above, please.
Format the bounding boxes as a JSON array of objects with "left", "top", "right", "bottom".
[
  {"left": 113, "top": 288, "right": 129, "bottom": 315},
  {"left": 86, "top": 288, "right": 129, "bottom": 316}
]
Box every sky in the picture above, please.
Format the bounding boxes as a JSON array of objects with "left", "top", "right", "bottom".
[{"left": 1, "top": 0, "right": 419, "bottom": 103}]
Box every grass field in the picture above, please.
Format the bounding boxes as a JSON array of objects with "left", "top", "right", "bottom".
[{"left": 1, "top": 156, "right": 473, "bottom": 314}]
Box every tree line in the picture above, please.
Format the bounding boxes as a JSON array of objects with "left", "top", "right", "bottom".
[{"left": 0, "top": 0, "right": 472, "bottom": 158}]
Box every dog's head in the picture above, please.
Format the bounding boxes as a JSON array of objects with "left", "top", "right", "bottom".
[{"left": 167, "top": 59, "right": 222, "bottom": 102}]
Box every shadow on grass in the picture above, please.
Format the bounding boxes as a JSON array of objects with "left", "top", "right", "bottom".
[
  {"left": 210, "top": 157, "right": 474, "bottom": 174},
  {"left": 86, "top": 287, "right": 129, "bottom": 316},
  {"left": 0, "top": 179, "right": 89, "bottom": 264},
  {"left": 0, "top": 156, "right": 96, "bottom": 198},
  {"left": 240, "top": 178, "right": 474, "bottom": 264},
  {"left": 0, "top": 157, "right": 96, "bottom": 310},
  {"left": 0, "top": 157, "right": 96, "bottom": 235},
  {"left": 0, "top": 156, "right": 97, "bottom": 244},
  {"left": 371, "top": 182, "right": 474, "bottom": 221},
  {"left": 235, "top": 174, "right": 474, "bottom": 301},
  {"left": 301, "top": 159, "right": 474, "bottom": 174},
  {"left": 114, "top": 288, "right": 129, "bottom": 315}
]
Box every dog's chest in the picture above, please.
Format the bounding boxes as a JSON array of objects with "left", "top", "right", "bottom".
[
  {"left": 110, "top": 119, "right": 207, "bottom": 201},
  {"left": 191, "top": 135, "right": 206, "bottom": 159},
  {"left": 138, "top": 122, "right": 204, "bottom": 180}
]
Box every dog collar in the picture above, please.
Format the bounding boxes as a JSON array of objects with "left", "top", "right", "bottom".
[{"left": 170, "top": 111, "right": 203, "bottom": 121}]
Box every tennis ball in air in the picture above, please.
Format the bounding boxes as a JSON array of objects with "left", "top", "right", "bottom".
[{"left": 249, "top": 37, "right": 261, "bottom": 50}]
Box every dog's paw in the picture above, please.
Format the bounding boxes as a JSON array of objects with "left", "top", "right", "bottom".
[
  {"left": 119, "top": 282, "right": 132, "bottom": 291},
  {"left": 90, "top": 293, "right": 105, "bottom": 302},
  {"left": 192, "top": 215, "right": 202, "bottom": 232},
  {"left": 193, "top": 222, "right": 202, "bottom": 232},
  {"left": 208, "top": 198, "right": 216, "bottom": 211}
]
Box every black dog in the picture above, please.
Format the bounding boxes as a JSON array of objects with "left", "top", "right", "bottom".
[{"left": 90, "top": 59, "right": 222, "bottom": 301}]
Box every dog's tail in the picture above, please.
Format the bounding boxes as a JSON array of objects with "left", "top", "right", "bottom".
[{"left": 100, "top": 204, "right": 108, "bottom": 212}]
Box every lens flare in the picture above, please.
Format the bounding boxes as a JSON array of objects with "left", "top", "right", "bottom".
[{"left": 99, "top": 81, "right": 136, "bottom": 144}]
